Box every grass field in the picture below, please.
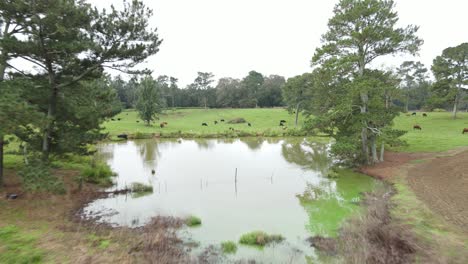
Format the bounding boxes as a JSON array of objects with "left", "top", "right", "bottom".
[
  {"left": 393, "top": 112, "right": 468, "bottom": 152},
  {"left": 103, "top": 108, "right": 304, "bottom": 137}
]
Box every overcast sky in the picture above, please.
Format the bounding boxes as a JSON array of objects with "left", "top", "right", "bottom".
[{"left": 93, "top": 0, "right": 467, "bottom": 86}]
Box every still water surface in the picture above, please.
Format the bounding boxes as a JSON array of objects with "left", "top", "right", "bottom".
[{"left": 83, "top": 138, "right": 376, "bottom": 263}]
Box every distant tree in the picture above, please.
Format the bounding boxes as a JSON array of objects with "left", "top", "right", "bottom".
[
  {"left": 215, "top": 77, "right": 242, "bottom": 107},
  {"left": 312, "top": 0, "right": 422, "bottom": 164},
  {"left": 241, "top": 71, "right": 264, "bottom": 108},
  {"left": 397, "top": 61, "right": 429, "bottom": 112},
  {"left": 258, "top": 75, "right": 285, "bottom": 107},
  {"left": 193, "top": 72, "right": 214, "bottom": 108},
  {"left": 169, "top": 77, "right": 178, "bottom": 108},
  {"left": 431, "top": 43, "right": 468, "bottom": 119},
  {"left": 283, "top": 73, "right": 314, "bottom": 126},
  {"left": 136, "top": 76, "right": 164, "bottom": 125}
]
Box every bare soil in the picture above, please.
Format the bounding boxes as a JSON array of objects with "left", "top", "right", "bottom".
[{"left": 407, "top": 151, "right": 468, "bottom": 234}]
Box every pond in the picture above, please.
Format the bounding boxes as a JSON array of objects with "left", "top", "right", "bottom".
[{"left": 82, "top": 138, "right": 376, "bottom": 263}]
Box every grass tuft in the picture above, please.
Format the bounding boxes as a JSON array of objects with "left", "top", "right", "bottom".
[
  {"left": 221, "top": 241, "right": 237, "bottom": 254},
  {"left": 130, "top": 182, "right": 153, "bottom": 194},
  {"left": 239, "top": 231, "right": 284, "bottom": 246},
  {"left": 185, "top": 216, "right": 202, "bottom": 227}
]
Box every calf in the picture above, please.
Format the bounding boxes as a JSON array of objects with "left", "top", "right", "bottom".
[
  {"left": 117, "top": 134, "right": 128, "bottom": 140},
  {"left": 423, "top": 113, "right": 427, "bottom": 117},
  {"left": 413, "top": 125, "right": 422, "bottom": 130},
  {"left": 411, "top": 112, "right": 416, "bottom": 116},
  {"left": 463, "top": 128, "right": 468, "bottom": 134},
  {"left": 202, "top": 123, "right": 208, "bottom": 126}
]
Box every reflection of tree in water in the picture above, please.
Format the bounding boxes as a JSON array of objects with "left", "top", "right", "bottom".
[
  {"left": 133, "top": 139, "right": 161, "bottom": 169},
  {"left": 239, "top": 138, "right": 265, "bottom": 151},
  {"left": 297, "top": 171, "right": 376, "bottom": 237},
  {"left": 96, "top": 143, "right": 115, "bottom": 163},
  {"left": 281, "top": 139, "right": 332, "bottom": 175},
  {"left": 194, "top": 139, "right": 215, "bottom": 150}
]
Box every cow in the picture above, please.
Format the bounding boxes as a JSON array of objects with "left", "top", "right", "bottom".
[
  {"left": 160, "top": 123, "right": 165, "bottom": 128},
  {"left": 411, "top": 112, "right": 416, "bottom": 116},
  {"left": 136, "top": 120, "right": 140, "bottom": 123},
  {"left": 220, "top": 119, "right": 225, "bottom": 122},
  {"left": 423, "top": 113, "right": 427, "bottom": 117},
  {"left": 248, "top": 123, "right": 251, "bottom": 127},
  {"left": 151, "top": 169, "right": 155, "bottom": 174},
  {"left": 117, "top": 134, "right": 128, "bottom": 140},
  {"left": 280, "top": 120, "right": 286, "bottom": 123},
  {"left": 413, "top": 125, "right": 422, "bottom": 130},
  {"left": 163, "top": 122, "right": 168, "bottom": 125},
  {"left": 202, "top": 123, "right": 208, "bottom": 126},
  {"left": 214, "top": 121, "right": 218, "bottom": 125},
  {"left": 229, "top": 127, "right": 234, "bottom": 131},
  {"left": 279, "top": 122, "right": 284, "bottom": 126},
  {"left": 463, "top": 128, "right": 468, "bottom": 134}
]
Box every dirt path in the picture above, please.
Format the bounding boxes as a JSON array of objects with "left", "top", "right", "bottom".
[
  {"left": 362, "top": 148, "right": 468, "bottom": 235},
  {"left": 408, "top": 151, "right": 468, "bottom": 233}
]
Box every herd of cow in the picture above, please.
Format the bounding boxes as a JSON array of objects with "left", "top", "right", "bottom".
[{"left": 409, "top": 112, "right": 468, "bottom": 134}]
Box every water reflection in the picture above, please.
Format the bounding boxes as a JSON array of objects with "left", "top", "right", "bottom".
[{"left": 86, "top": 138, "right": 375, "bottom": 264}]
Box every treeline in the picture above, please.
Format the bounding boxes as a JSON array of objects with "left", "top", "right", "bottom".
[{"left": 111, "top": 71, "right": 285, "bottom": 109}]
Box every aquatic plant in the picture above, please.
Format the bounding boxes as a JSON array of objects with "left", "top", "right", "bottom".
[
  {"left": 221, "top": 241, "right": 237, "bottom": 254},
  {"left": 185, "top": 216, "right": 202, "bottom": 227},
  {"left": 239, "top": 231, "right": 284, "bottom": 246},
  {"left": 130, "top": 182, "right": 154, "bottom": 193}
]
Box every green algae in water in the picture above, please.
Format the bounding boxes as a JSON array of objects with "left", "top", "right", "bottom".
[{"left": 297, "top": 169, "right": 376, "bottom": 237}]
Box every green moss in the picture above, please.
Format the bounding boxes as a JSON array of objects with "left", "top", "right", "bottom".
[
  {"left": 239, "top": 231, "right": 284, "bottom": 246},
  {"left": 0, "top": 225, "right": 44, "bottom": 264},
  {"left": 185, "top": 216, "right": 202, "bottom": 227},
  {"left": 221, "top": 241, "right": 237, "bottom": 254}
]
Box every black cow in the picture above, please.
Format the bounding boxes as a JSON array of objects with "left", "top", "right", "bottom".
[
  {"left": 214, "top": 121, "right": 218, "bottom": 124},
  {"left": 220, "top": 119, "right": 225, "bottom": 122},
  {"left": 202, "top": 123, "right": 208, "bottom": 126},
  {"left": 280, "top": 120, "right": 286, "bottom": 123},
  {"left": 136, "top": 120, "right": 140, "bottom": 123},
  {"left": 111, "top": 118, "right": 115, "bottom": 121},
  {"left": 423, "top": 113, "right": 427, "bottom": 117},
  {"left": 117, "top": 118, "right": 121, "bottom": 121},
  {"left": 413, "top": 125, "right": 422, "bottom": 130},
  {"left": 117, "top": 134, "right": 128, "bottom": 140},
  {"left": 411, "top": 112, "right": 417, "bottom": 116},
  {"left": 248, "top": 123, "right": 251, "bottom": 127}
]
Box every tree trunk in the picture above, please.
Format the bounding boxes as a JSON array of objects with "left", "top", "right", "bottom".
[
  {"left": 370, "top": 135, "right": 379, "bottom": 164},
  {"left": 0, "top": 47, "right": 7, "bottom": 187},
  {"left": 380, "top": 141, "right": 385, "bottom": 162},
  {"left": 42, "top": 63, "right": 58, "bottom": 161},
  {"left": 405, "top": 92, "right": 409, "bottom": 112},
  {"left": 295, "top": 103, "right": 300, "bottom": 127},
  {"left": 358, "top": 60, "right": 369, "bottom": 164},
  {"left": 452, "top": 91, "right": 459, "bottom": 119}
]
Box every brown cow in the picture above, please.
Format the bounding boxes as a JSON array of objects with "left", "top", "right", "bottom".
[
  {"left": 462, "top": 128, "right": 468, "bottom": 134},
  {"left": 413, "top": 125, "right": 422, "bottom": 130},
  {"left": 160, "top": 123, "right": 165, "bottom": 128}
]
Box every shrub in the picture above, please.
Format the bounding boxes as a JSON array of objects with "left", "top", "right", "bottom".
[
  {"left": 239, "top": 231, "right": 284, "bottom": 246},
  {"left": 227, "top": 118, "right": 246, "bottom": 124},
  {"left": 133, "top": 131, "right": 153, "bottom": 139},
  {"left": 19, "top": 158, "right": 66, "bottom": 194},
  {"left": 130, "top": 182, "right": 153, "bottom": 193},
  {"left": 81, "top": 161, "right": 115, "bottom": 186},
  {"left": 221, "top": 241, "right": 237, "bottom": 254},
  {"left": 185, "top": 216, "right": 202, "bottom": 227}
]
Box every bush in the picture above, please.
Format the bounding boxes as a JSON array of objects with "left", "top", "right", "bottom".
[
  {"left": 185, "top": 216, "right": 202, "bottom": 227},
  {"left": 19, "top": 158, "right": 66, "bottom": 194},
  {"left": 81, "top": 161, "right": 115, "bottom": 186},
  {"left": 239, "top": 231, "right": 284, "bottom": 246},
  {"left": 227, "top": 118, "right": 246, "bottom": 124},
  {"left": 221, "top": 241, "right": 237, "bottom": 254},
  {"left": 133, "top": 131, "right": 153, "bottom": 139}
]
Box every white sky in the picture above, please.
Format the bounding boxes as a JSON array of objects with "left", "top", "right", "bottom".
[{"left": 80, "top": 1, "right": 468, "bottom": 85}]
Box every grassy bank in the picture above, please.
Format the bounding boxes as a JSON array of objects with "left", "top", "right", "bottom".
[{"left": 103, "top": 108, "right": 305, "bottom": 138}]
